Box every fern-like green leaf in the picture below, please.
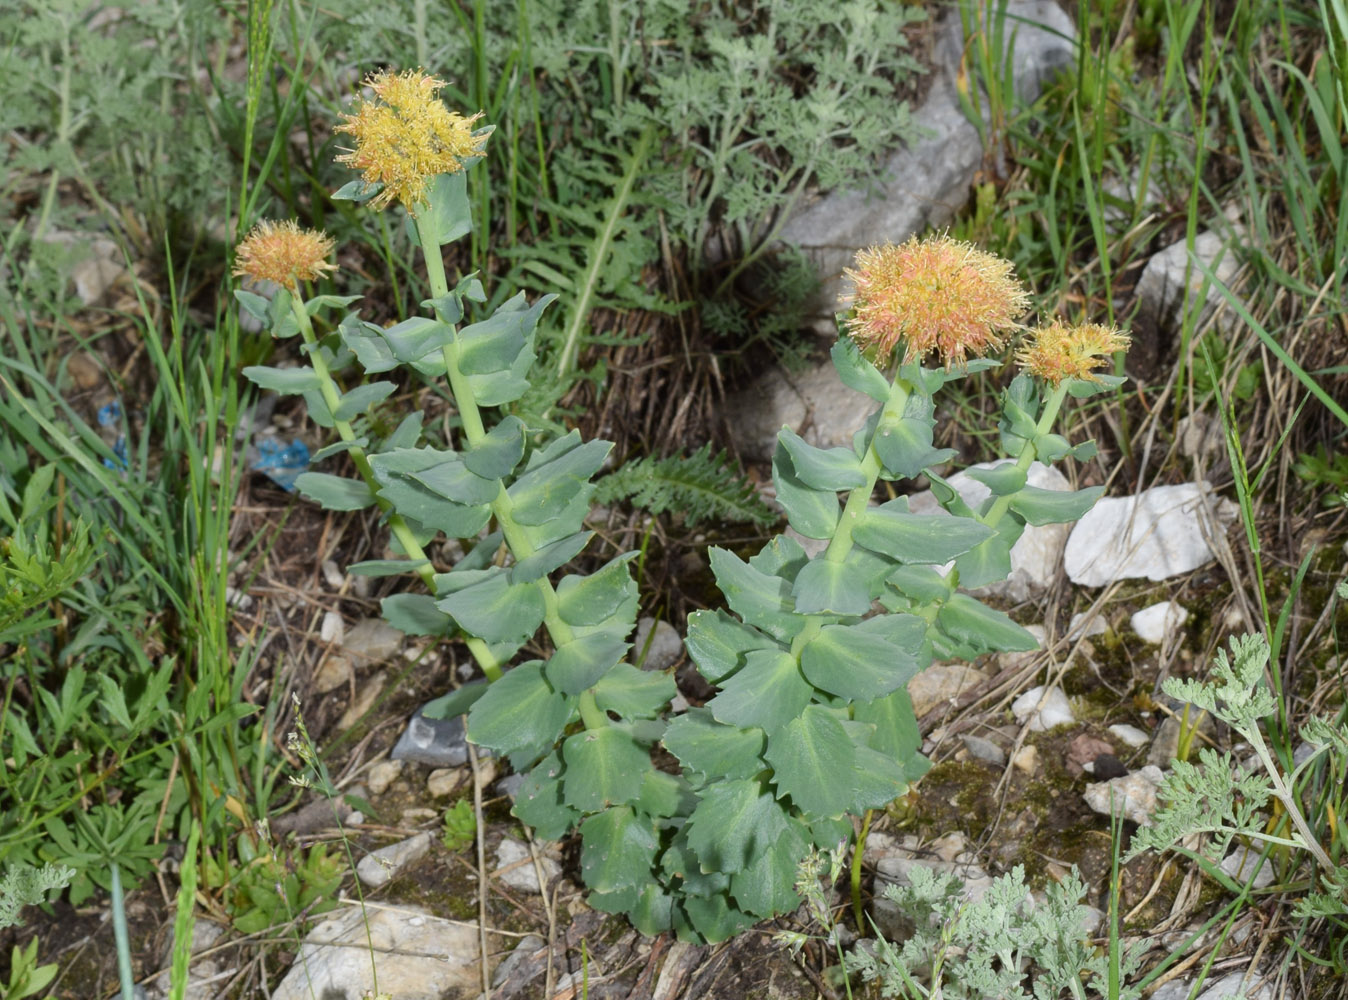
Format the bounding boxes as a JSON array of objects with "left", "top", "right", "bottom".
[{"left": 595, "top": 445, "right": 776, "bottom": 528}]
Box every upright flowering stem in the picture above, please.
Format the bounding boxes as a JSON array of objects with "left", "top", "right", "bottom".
[
  {"left": 413, "top": 213, "right": 607, "bottom": 731},
  {"left": 282, "top": 290, "right": 503, "bottom": 680},
  {"left": 978, "top": 379, "right": 1070, "bottom": 533}
]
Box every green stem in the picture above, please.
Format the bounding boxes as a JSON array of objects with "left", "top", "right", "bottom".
[
  {"left": 286, "top": 291, "right": 502, "bottom": 681},
  {"left": 978, "top": 381, "right": 1070, "bottom": 534},
  {"left": 825, "top": 377, "right": 914, "bottom": 564},
  {"left": 852, "top": 809, "right": 872, "bottom": 930}
]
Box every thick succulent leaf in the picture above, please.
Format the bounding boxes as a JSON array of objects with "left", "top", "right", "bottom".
[
  {"left": 937, "top": 593, "right": 1040, "bottom": 653},
  {"left": 437, "top": 569, "right": 546, "bottom": 643},
  {"left": 508, "top": 439, "right": 611, "bottom": 525},
  {"left": 555, "top": 553, "right": 638, "bottom": 627},
  {"left": 791, "top": 558, "right": 873, "bottom": 616},
  {"left": 854, "top": 687, "right": 927, "bottom": 774},
  {"left": 707, "top": 547, "right": 802, "bottom": 643},
  {"left": 410, "top": 459, "right": 499, "bottom": 505},
  {"left": 963, "top": 463, "right": 1028, "bottom": 496},
  {"left": 635, "top": 770, "right": 697, "bottom": 819},
  {"left": 777, "top": 428, "right": 866, "bottom": 490},
  {"left": 580, "top": 806, "right": 659, "bottom": 894},
  {"left": 764, "top": 705, "right": 856, "bottom": 819},
  {"left": 953, "top": 518, "right": 1024, "bottom": 589},
  {"left": 545, "top": 629, "right": 630, "bottom": 694},
  {"left": 852, "top": 505, "right": 994, "bottom": 564},
  {"left": 456, "top": 292, "right": 555, "bottom": 374},
  {"left": 706, "top": 648, "right": 813, "bottom": 732},
  {"left": 886, "top": 564, "right": 953, "bottom": 603},
  {"left": 799, "top": 624, "right": 914, "bottom": 701},
  {"left": 831, "top": 336, "right": 891, "bottom": 402},
  {"left": 464, "top": 415, "right": 526, "bottom": 479},
  {"left": 683, "top": 892, "right": 758, "bottom": 944},
  {"left": 378, "top": 477, "right": 492, "bottom": 538},
  {"left": 563, "top": 727, "right": 654, "bottom": 811},
  {"left": 772, "top": 442, "right": 841, "bottom": 540},
  {"left": 1008, "top": 485, "right": 1104, "bottom": 526},
  {"left": 511, "top": 751, "right": 579, "bottom": 841},
  {"left": 294, "top": 473, "right": 375, "bottom": 511},
  {"left": 684, "top": 778, "right": 788, "bottom": 873},
  {"left": 510, "top": 530, "right": 592, "bottom": 585},
  {"left": 332, "top": 381, "right": 397, "bottom": 421},
  {"left": 381, "top": 316, "right": 455, "bottom": 374},
  {"left": 379, "top": 593, "right": 454, "bottom": 636},
  {"left": 592, "top": 663, "right": 676, "bottom": 720},
  {"left": 466, "top": 661, "right": 575, "bottom": 757},
  {"left": 421, "top": 170, "right": 472, "bottom": 245},
  {"left": 663, "top": 708, "right": 766, "bottom": 781},
  {"left": 684, "top": 610, "right": 779, "bottom": 684},
  {"left": 729, "top": 817, "right": 809, "bottom": 917},
  {"left": 848, "top": 742, "right": 911, "bottom": 811},
  {"left": 242, "top": 365, "right": 321, "bottom": 395}
]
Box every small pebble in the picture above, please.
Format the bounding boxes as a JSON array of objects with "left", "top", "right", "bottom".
[
  {"left": 1093, "top": 754, "right": 1129, "bottom": 780},
  {"left": 1130, "top": 601, "right": 1189, "bottom": 644},
  {"left": 427, "top": 768, "right": 465, "bottom": 798},
  {"left": 1107, "top": 723, "right": 1150, "bottom": 748},
  {"left": 1012, "top": 745, "right": 1038, "bottom": 775},
  {"left": 356, "top": 832, "right": 431, "bottom": 888},
  {"left": 367, "top": 759, "right": 403, "bottom": 795},
  {"left": 1011, "top": 686, "right": 1075, "bottom": 731},
  {"left": 321, "top": 560, "right": 345, "bottom": 589},
  {"left": 960, "top": 734, "right": 1006, "bottom": 766}
]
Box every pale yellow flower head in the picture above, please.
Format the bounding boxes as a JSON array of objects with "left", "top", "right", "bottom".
[
  {"left": 233, "top": 220, "right": 337, "bottom": 287},
  {"left": 1016, "top": 320, "right": 1130, "bottom": 386},
  {"left": 335, "top": 69, "right": 486, "bottom": 213},
  {"left": 845, "top": 235, "right": 1029, "bottom": 368}
]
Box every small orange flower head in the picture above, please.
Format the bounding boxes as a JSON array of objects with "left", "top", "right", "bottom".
[
  {"left": 1016, "top": 320, "right": 1131, "bottom": 386},
  {"left": 335, "top": 69, "right": 487, "bottom": 212},
  {"left": 845, "top": 235, "right": 1030, "bottom": 367},
  {"left": 233, "top": 220, "right": 337, "bottom": 287}
]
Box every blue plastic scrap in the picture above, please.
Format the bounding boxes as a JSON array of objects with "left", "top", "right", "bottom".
[
  {"left": 97, "top": 399, "right": 128, "bottom": 471},
  {"left": 251, "top": 437, "right": 310, "bottom": 492}
]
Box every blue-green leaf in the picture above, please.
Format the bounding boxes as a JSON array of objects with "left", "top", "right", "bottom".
[
  {"left": 507, "top": 439, "right": 611, "bottom": 525},
  {"left": 706, "top": 648, "right": 812, "bottom": 732},
  {"left": 555, "top": 553, "right": 638, "bottom": 627},
  {"left": 464, "top": 415, "right": 525, "bottom": 479},
  {"left": 684, "top": 779, "right": 788, "bottom": 874},
  {"left": 333, "top": 381, "right": 396, "bottom": 421},
  {"left": 410, "top": 459, "right": 499, "bottom": 505},
  {"left": 684, "top": 610, "right": 779, "bottom": 683},
  {"left": 778, "top": 428, "right": 866, "bottom": 490},
  {"left": 729, "top": 817, "right": 808, "bottom": 917},
  {"left": 380, "top": 593, "right": 453, "bottom": 636},
  {"left": 580, "top": 806, "right": 659, "bottom": 893},
  {"left": 242, "top": 365, "right": 320, "bottom": 395},
  {"left": 467, "top": 661, "right": 575, "bottom": 758},
  {"left": 437, "top": 570, "right": 545, "bottom": 643},
  {"left": 421, "top": 170, "right": 472, "bottom": 245},
  {"left": 663, "top": 708, "right": 765, "bottom": 781},
  {"left": 511, "top": 531, "right": 592, "bottom": 585},
  {"left": 545, "top": 629, "right": 630, "bottom": 694},
  {"left": 563, "top": 728, "right": 653, "bottom": 810},
  {"left": 707, "top": 548, "right": 801, "bottom": 642},
  {"left": 593, "top": 663, "right": 676, "bottom": 720},
  {"left": 964, "top": 463, "right": 1028, "bottom": 496},
  {"left": 1008, "top": 485, "right": 1104, "bottom": 526},
  {"left": 294, "top": 473, "right": 374, "bottom": 511},
  {"left": 852, "top": 504, "right": 994, "bottom": 564},
  {"left": 764, "top": 705, "right": 856, "bottom": 818},
  {"left": 772, "top": 441, "right": 840, "bottom": 539},
  {"left": 512, "top": 751, "right": 578, "bottom": 840},
  {"left": 937, "top": 593, "right": 1039, "bottom": 652},
  {"left": 831, "top": 337, "right": 891, "bottom": 402},
  {"left": 799, "top": 624, "right": 916, "bottom": 701},
  {"left": 791, "top": 558, "right": 873, "bottom": 616}
]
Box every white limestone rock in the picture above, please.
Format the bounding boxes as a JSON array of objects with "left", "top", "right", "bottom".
[
  {"left": 272, "top": 904, "right": 481, "bottom": 1000},
  {"left": 1082, "top": 766, "right": 1165, "bottom": 826},
  {"left": 1130, "top": 601, "right": 1189, "bottom": 644},
  {"left": 356, "top": 832, "right": 431, "bottom": 888},
  {"left": 1011, "top": 685, "right": 1075, "bottom": 732},
  {"left": 1220, "top": 846, "right": 1275, "bottom": 889},
  {"left": 1064, "top": 482, "right": 1237, "bottom": 586},
  {"left": 1107, "top": 724, "right": 1151, "bottom": 749},
  {"left": 494, "top": 836, "right": 561, "bottom": 895},
  {"left": 907, "top": 663, "right": 989, "bottom": 717}
]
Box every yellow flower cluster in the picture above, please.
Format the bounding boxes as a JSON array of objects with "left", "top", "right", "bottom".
[
  {"left": 845, "top": 235, "right": 1030, "bottom": 368},
  {"left": 335, "top": 69, "right": 486, "bottom": 213},
  {"left": 233, "top": 220, "right": 337, "bottom": 287},
  {"left": 1016, "top": 320, "right": 1130, "bottom": 386}
]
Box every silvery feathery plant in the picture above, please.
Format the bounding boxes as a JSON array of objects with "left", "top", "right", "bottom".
[{"left": 234, "top": 68, "right": 1131, "bottom": 942}]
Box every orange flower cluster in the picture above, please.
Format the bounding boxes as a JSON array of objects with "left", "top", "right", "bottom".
[
  {"left": 1017, "top": 320, "right": 1130, "bottom": 386},
  {"left": 233, "top": 220, "right": 337, "bottom": 287},
  {"left": 336, "top": 69, "right": 486, "bottom": 212},
  {"left": 845, "top": 235, "right": 1029, "bottom": 368}
]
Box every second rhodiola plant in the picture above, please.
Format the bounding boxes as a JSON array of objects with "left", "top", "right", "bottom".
[{"left": 235, "top": 69, "right": 1130, "bottom": 943}]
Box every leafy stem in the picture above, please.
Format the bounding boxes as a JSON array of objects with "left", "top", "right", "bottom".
[
  {"left": 980, "top": 379, "right": 1070, "bottom": 533},
  {"left": 285, "top": 288, "right": 502, "bottom": 679},
  {"left": 826, "top": 376, "right": 914, "bottom": 565}
]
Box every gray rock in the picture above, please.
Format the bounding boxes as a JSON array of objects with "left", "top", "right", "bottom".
[
  {"left": 272, "top": 904, "right": 481, "bottom": 1000},
  {"left": 1082, "top": 766, "right": 1165, "bottom": 826},
  {"left": 909, "top": 460, "right": 1073, "bottom": 600},
  {"left": 1220, "top": 846, "right": 1275, "bottom": 889},
  {"left": 356, "top": 831, "right": 432, "bottom": 888},
  {"left": 1147, "top": 707, "right": 1216, "bottom": 769},
  {"left": 724, "top": 357, "right": 879, "bottom": 462},
  {"left": 1130, "top": 601, "right": 1189, "bottom": 644},
  {"left": 496, "top": 772, "right": 528, "bottom": 801},
  {"left": 494, "top": 836, "right": 561, "bottom": 895},
  {"left": 491, "top": 934, "right": 546, "bottom": 990},
  {"left": 367, "top": 759, "right": 403, "bottom": 796},
  {"left": 149, "top": 921, "right": 228, "bottom": 1000},
  {"left": 1135, "top": 228, "right": 1246, "bottom": 339},
  {"left": 1064, "top": 482, "right": 1238, "bottom": 587},
  {"left": 960, "top": 734, "right": 1006, "bottom": 766},
  {"left": 1194, "top": 971, "right": 1274, "bottom": 1000},
  {"left": 779, "top": 2, "right": 1076, "bottom": 318},
  {"left": 633, "top": 617, "right": 683, "bottom": 672},
  {"left": 392, "top": 710, "right": 472, "bottom": 768}
]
